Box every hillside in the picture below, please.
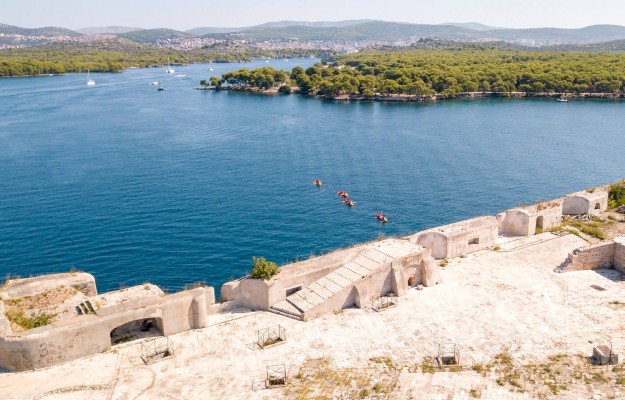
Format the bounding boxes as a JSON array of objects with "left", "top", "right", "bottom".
[
  {"left": 186, "top": 27, "right": 245, "bottom": 35},
  {"left": 207, "top": 21, "right": 481, "bottom": 42},
  {"left": 441, "top": 22, "right": 503, "bottom": 31},
  {"left": 204, "top": 21, "right": 625, "bottom": 44},
  {"left": 0, "top": 38, "right": 333, "bottom": 77},
  {"left": 547, "top": 39, "right": 625, "bottom": 52},
  {"left": 76, "top": 26, "right": 143, "bottom": 35},
  {"left": 255, "top": 20, "right": 376, "bottom": 28},
  {"left": 480, "top": 24, "right": 625, "bottom": 45},
  {"left": 0, "top": 23, "right": 81, "bottom": 37},
  {"left": 186, "top": 20, "right": 377, "bottom": 36},
  {"left": 118, "top": 28, "right": 194, "bottom": 44}
]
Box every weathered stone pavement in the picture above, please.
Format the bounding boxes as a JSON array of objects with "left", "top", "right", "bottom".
[{"left": 2, "top": 233, "right": 625, "bottom": 399}]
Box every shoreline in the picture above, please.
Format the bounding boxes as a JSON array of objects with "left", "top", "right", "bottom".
[{"left": 197, "top": 86, "right": 625, "bottom": 101}]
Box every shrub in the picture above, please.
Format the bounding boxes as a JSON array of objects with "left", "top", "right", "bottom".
[
  {"left": 5, "top": 310, "right": 54, "bottom": 330},
  {"left": 609, "top": 182, "right": 625, "bottom": 208},
  {"left": 250, "top": 256, "right": 279, "bottom": 280},
  {"left": 278, "top": 85, "right": 291, "bottom": 94}
]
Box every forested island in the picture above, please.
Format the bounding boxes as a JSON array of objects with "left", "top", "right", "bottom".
[
  {"left": 0, "top": 39, "right": 330, "bottom": 77},
  {"left": 208, "top": 47, "right": 625, "bottom": 99}
]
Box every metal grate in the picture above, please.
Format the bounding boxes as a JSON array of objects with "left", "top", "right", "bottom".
[
  {"left": 140, "top": 337, "right": 174, "bottom": 365},
  {"left": 256, "top": 325, "right": 287, "bottom": 349}
]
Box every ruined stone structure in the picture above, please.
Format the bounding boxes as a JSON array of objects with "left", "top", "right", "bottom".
[
  {"left": 0, "top": 273, "right": 217, "bottom": 372},
  {"left": 0, "top": 183, "right": 617, "bottom": 372},
  {"left": 562, "top": 190, "right": 609, "bottom": 216},
  {"left": 222, "top": 239, "right": 442, "bottom": 321},
  {"left": 407, "top": 216, "right": 498, "bottom": 259},
  {"left": 558, "top": 236, "right": 625, "bottom": 273},
  {"left": 498, "top": 201, "right": 563, "bottom": 236}
]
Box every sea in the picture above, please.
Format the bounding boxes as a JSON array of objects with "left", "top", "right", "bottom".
[{"left": 1, "top": 59, "right": 623, "bottom": 293}]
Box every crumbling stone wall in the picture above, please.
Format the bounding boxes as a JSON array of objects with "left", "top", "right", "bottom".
[{"left": 558, "top": 241, "right": 616, "bottom": 272}]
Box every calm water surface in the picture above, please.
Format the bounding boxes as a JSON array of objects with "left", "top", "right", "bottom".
[{"left": 1, "top": 60, "right": 623, "bottom": 293}]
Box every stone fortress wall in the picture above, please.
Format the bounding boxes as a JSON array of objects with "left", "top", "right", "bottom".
[
  {"left": 0, "top": 273, "right": 219, "bottom": 371},
  {"left": 0, "top": 184, "right": 614, "bottom": 371}
]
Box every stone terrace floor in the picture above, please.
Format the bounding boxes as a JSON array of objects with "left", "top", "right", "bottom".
[{"left": 2, "top": 233, "right": 625, "bottom": 399}]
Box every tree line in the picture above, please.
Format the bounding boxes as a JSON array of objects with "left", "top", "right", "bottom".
[
  {"left": 211, "top": 49, "right": 625, "bottom": 98},
  {"left": 0, "top": 40, "right": 329, "bottom": 77}
]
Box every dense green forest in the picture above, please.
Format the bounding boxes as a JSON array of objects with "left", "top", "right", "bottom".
[
  {"left": 216, "top": 49, "right": 625, "bottom": 97},
  {"left": 0, "top": 39, "right": 330, "bottom": 77}
]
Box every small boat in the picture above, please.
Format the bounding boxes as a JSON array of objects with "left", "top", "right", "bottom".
[
  {"left": 86, "top": 69, "right": 95, "bottom": 86},
  {"left": 157, "top": 87, "right": 164, "bottom": 91},
  {"left": 176, "top": 74, "right": 186, "bottom": 78},
  {"left": 313, "top": 179, "right": 323, "bottom": 186},
  {"left": 265, "top": 60, "right": 269, "bottom": 63},
  {"left": 343, "top": 198, "right": 356, "bottom": 207},
  {"left": 556, "top": 98, "right": 568, "bottom": 103},
  {"left": 209, "top": 61, "right": 214, "bottom": 71},
  {"left": 151, "top": 81, "right": 159, "bottom": 86},
  {"left": 337, "top": 191, "right": 349, "bottom": 197},
  {"left": 165, "top": 58, "right": 175, "bottom": 74},
  {"left": 376, "top": 213, "right": 389, "bottom": 223}
]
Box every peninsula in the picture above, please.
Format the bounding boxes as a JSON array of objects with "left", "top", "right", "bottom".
[{"left": 206, "top": 47, "right": 625, "bottom": 101}]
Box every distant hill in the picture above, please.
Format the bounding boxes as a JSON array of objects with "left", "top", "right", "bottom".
[
  {"left": 546, "top": 39, "right": 625, "bottom": 52},
  {"left": 480, "top": 24, "right": 625, "bottom": 45},
  {"left": 202, "top": 21, "right": 625, "bottom": 45},
  {"left": 255, "top": 20, "right": 377, "bottom": 28},
  {"left": 186, "top": 20, "right": 376, "bottom": 36},
  {"left": 118, "top": 28, "right": 195, "bottom": 44},
  {"left": 0, "top": 23, "right": 81, "bottom": 37},
  {"left": 441, "top": 22, "right": 504, "bottom": 31},
  {"left": 4, "top": 20, "right": 625, "bottom": 49},
  {"left": 76, "top": 26, "right": 143, "bottom": 35},
  {"left": 206, "top": 21, "right": 481, "bottom": 42},
  {"left": 186, "top": 27, "right": 246, "bottom": 35}
]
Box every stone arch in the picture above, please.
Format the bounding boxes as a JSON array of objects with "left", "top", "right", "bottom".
[
  {"left": 535, "top": 215, "right": 544, "bottom": 234},
  {"left": 110, "top": 317, "right": 163, "bottom": 346}
]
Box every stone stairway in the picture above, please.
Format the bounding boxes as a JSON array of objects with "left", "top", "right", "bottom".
[{"left": 269, "top": 248, "right": 396, "bottom": 320}]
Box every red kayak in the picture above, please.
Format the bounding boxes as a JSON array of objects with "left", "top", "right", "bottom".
[
  {"left": 343, "top": 198, "right": 356, "bottom": 207},
  {"left": 337, "top": 190, "right": 349, "bottom": 197},
  {"left": 313, "top": 179, "right": 323, "bottom": 186},
  {"left": 376, "top": 213, "right": 389, "bottom": 223}
]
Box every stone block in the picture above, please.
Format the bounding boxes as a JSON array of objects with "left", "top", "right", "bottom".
[{"left": 593, "top": 345, "right": 618, "bottom": 365}]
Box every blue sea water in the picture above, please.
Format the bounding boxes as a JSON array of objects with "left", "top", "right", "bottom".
[{"left": 0, "top": 59, "right": 624, "bottom": 293}]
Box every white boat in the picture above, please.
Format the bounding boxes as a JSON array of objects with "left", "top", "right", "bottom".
[
  {"left": 209, "top": 61, "right": 214, "bottom": 71},
  {"left": 86, "top": 70, "right": 95, "bottom": 86},
  {"left": 176, "top": 74, "right": 186, "bottom": 78},
  {"left": 151, "top": 81, "right": 159, "bottom": 86},
  {"left": 556, "top": 98, "right": 568, "bottom": 103},
  {"left": 284, "top": 58, "right": 288, "bottom": 62},
  {"left": 165, "top": 58, "right": 175, "bottom": 74}
]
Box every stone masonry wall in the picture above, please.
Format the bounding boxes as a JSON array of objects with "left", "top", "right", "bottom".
[
  {"left": 614, "top": 237, "right": 625, "bottom": 273},
  {"left": 558, "top": 241, "right": 616, "bottom": 272}
]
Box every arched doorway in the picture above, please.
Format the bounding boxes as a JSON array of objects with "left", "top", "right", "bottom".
[
  {"left": 110, "top": 318, "right": 163, "bottom": 345},
  {"left": 535, "top": 216, "right": 544, "bottom": 234},
  {"left": 595, "top": 203, "right": 601, "bottom": 210}
]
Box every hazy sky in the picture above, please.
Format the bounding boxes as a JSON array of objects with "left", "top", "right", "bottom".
[{"left": 2, "top": 0, "right": 625, "bottom": 30}]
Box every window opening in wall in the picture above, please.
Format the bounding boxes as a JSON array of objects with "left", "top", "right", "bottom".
[
  {"left": 468, "top": 237, "right": 479, "bottom": 245},
  {"left": 595, "top": 203, "right": 601, "bottom": 210}
]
